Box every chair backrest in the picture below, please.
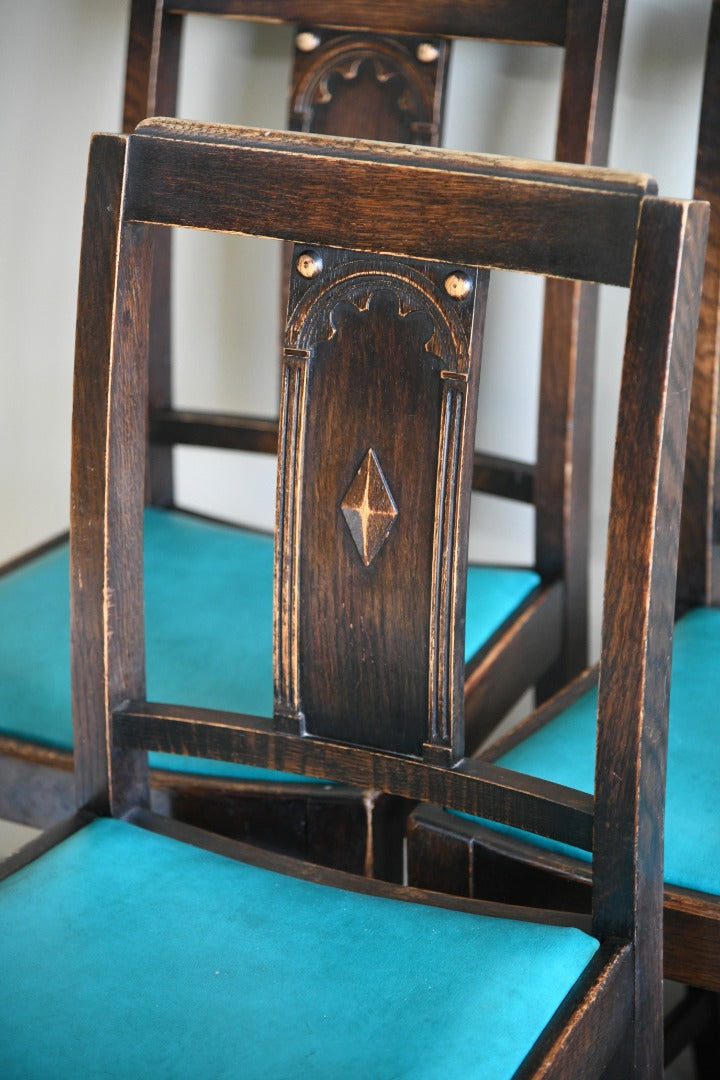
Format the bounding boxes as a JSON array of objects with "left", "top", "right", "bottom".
[
  {"left": 69, "top": 121, "right": 707, "bottom": 1074},
  {"left": 122, "top": 1, "right": 627, "bottom": 717},
  {"left": 678, "top": 0, "right": 720, "bottom": 611}
]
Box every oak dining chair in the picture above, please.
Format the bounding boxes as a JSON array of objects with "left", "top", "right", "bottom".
[
  {"left": 406, "top": 3, "right": 720, "bottom": 1071},
  {"left": 0, "top": 119, "right": 706, "bottom": 1078},
  {"left": 0, "top": 0, "right": 626, "bottom": 877},
  {"left": 127, "top": 0, "right": 628, "bottom": 739}
]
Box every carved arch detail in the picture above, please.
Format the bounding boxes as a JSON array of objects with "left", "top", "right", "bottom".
[
  {"left": 285, "top": 257, "right": 472, "bottom": 373},
  {"left": 290, "top": 33, "right": 444, "bottom": 144}
]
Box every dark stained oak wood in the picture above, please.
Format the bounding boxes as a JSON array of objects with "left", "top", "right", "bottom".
[
  {"left": 57, "top": 122, "right": 708, "bottom": 1076},
  {"left": 574, "top": 199, "right": 707, "bottom": 1067},
  {"left": 409, "top": 809, "right": 720, "bottom": 993},
  {"left": 70, "top": 134, "right": 152, "bottom": 819},
  {"left": 127, "top": 120, "right": 651, "bottom": 287},
  {"left": 288, "top": 27, "right": 450, "bottom": 145},
  {"left": 133, "top": 3, "right": 618, "bottom": 731},
  {"left": 514, "top": 944, "right": 634, "bottom": 1079},
  {"left": 149, "top": 410, "right": 536, "bottom": 503},
  {"left": 124, "top": 0, "right": 182, "bottom": 132},
  {"left": 150, "top": 776, "right": 410, "bottom": 878},
  {"left": 124, "top": 2, "right": 181, "bottom": 506},
  {"left": 280, "top": 253, "right": 487, "bottom": 760},
  {"left": 112, "top": 700, "right": 596, "bottom": 850},
  {"left": 164, "top": 0, "right": 570, "bottom": 46},
  {"left": 407, "top": 13, "right": 720, "bottom": 1052},
  {"left": 534, "top": 0, "right": 626, "bottom": 696},
  {"left": 132, "top": 0, "right": 631, "bottom": 741},
  {"left": 118, "top": 4, "right": 632, "bottom": 751},
  {"left": 149, "top": 408, "right": 279, "bottom": 454},
  {"left": 465, "top": 582, "right": 564, "bottom": 748},
  {"left": 472, "top": 450, "right": 535, "bottom": 502},
  {"left": 3, "top": 3, "right": 630, "bottom": 869}
]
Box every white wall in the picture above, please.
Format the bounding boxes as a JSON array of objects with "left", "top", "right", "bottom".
[{"left": 0, "top": 0, "right": 712, "bottom": 660}]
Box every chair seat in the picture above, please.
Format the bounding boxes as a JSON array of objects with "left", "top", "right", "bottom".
[
  {"left": 0, "top": 816, "right": 598, "bottom": 1079},
  {"left": 0, "top": 507, "right": 540, "bottom": 781},
  {"left": 458, "top": 608, "right": 720, "bottom": 896}
]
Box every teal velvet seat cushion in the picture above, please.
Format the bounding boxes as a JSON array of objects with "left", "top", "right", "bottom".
[
  {"left": 460, "top": 608, "right": 720, "bottom": 897},
  {"left": 0, "top": 816, "right": 598, "bottom": 1079},
  {"left": 0, "top": 507, "right": 539, "bottom": 781}
]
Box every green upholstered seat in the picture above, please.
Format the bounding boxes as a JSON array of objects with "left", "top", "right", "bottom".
[
  {"left": 0, "top": 816, "right": 598, "bottom": 1079},
  {"left": 0, "top": 507, "right": 540, "bottom": 781},
  {"left": 457, "top": 608, "right": 720, "bottom": 896}
]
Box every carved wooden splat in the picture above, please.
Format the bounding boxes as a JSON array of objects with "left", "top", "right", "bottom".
[
  {"left": 290, "top": 29, "right": 450, "bottom": 146},
  {"left": 274, "top": 248, "right": 487, "bottom": 759}
]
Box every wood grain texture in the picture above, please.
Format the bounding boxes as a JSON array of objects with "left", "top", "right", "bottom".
[
  {"left": 163, "top": 0, "right": 569, "bottom": 46},
  {"left": 534, "top": 278, "right": 596, "bottom": 690},
  {"left": 150, "top": 778, "right": 403, "bottom": 878},
  {"left": 112, "top": 700, "right": 595, "bottom": 850},
  {"left": 123, "top": 1, "right": 182, "bottom": 503},
  {"left": 120, "top": 1, "right": 621, "bottom": 875},
  {"left": 119, "top": 1, "right": 629, "bottom": 753},
  {"left": 70, "top": 135, "right": 152, "bottom": 818},
  {"left": 514, "top": 943, "right": 633, "bottom": 1080},
  {"left": 148, "top": 414, "right": 537, "bottom": 505},
  {"left": 1, "top": 0, "right": 629, "bottom": 877},
  {"left": 126, "top": 120, "right": 651, "bottom": 286},
  {"left": 407, "top": 196, "right": 709, "bottom": 1072},
  {"left": 277, "top": 249, "right": 486, "bottom": 759},
  {"left": 149, "top": 409, "right": 278, "bottom": 453},
  {"left": 556, "top": 0, "right": 626, "bottom": 168},
  {"left": 664, "top": 887, "right": 720, "bottom": 990},
  {"left": 593, "top": 200, "right": 707, "bottom": 1074},
  {"left": 62, "top": 124, "right": 708, "bottom": 1076},
  {"left": 115, "top": 7, "right": 625, "bottom": 767},
  {"left": 274, "top": 348, "right": 309, "bottom": 733},
  {"left": 123, "top": 0, "right": 182, "bottom": 131},
  {"left": 123, "top": 0, "right": 162, "bottom": 132},
  {"left": 533, "top": 0, "right": 626, "bottom": 695},
  {"left": 289, "top": 28, "right": 449, "bottom": 146},
  {"left": 471, "top": 451, "right": 534, "bottom": 502}
]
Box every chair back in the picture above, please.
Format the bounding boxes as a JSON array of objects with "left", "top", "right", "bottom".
[
  {"left": 70, "top": 122, "right": 708, "bottom": 1074},
  {"left": 123, "top": 2, "right": 627, "bottom": 715},
  {"left": 68, "top": 128, "right": 706, "bottom": 1075}
]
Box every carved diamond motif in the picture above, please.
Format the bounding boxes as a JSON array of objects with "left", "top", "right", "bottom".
[{"left": 341, "top": 449, "right": 398, "bottom": 566}]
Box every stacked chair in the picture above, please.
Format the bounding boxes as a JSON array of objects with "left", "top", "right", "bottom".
[
  {"left": 0, "top": 0, "right": 626, "bottom": 880},
  {"left": 0, "top": 118, "right": 706, "bottom": 1078},
  {"left": 407, "top": 1, "right": 720, "bottom": 1072},
  {"left": 2, "top": 3, "right": 718, "bottom": 1076}
]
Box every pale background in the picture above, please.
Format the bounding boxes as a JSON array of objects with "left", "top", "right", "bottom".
[{"left": 0, "top": 4, "right": 712, "bottom": 1069}]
